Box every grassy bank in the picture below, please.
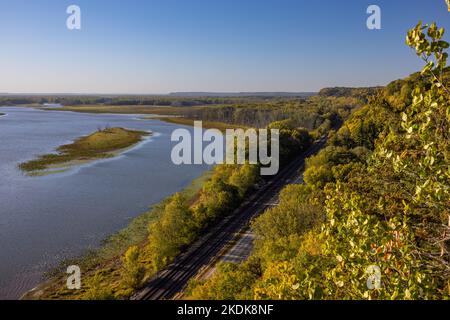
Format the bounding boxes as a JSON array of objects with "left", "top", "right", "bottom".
[{"left": 19, "top": 127, "right": 149, "bottom": 174}]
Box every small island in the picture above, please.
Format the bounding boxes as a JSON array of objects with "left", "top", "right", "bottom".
[{"left": 19, "top": 127, "right": 150, "bottom": 175}]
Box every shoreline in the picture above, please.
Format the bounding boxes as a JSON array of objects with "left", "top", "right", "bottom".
[{"left": 21, "top": 168, "right": 213, "bottom": 300}]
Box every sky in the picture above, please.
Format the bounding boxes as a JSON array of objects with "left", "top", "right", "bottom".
[{"left": 0, "top": 0, "right": 449, "bottom": 94}]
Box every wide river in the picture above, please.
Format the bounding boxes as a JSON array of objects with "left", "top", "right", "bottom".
[{"left": 0, "top": 107, "right": 209, "bottom": 299}]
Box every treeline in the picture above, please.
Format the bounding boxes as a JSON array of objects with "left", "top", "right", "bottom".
[
  {"left": 146, "top": 164, "right": 260, "bottom": 273},
  {"left": 181, "top": 95, "right": 365, "bottom": 130},
  {"left": 187, "top": 23, "right": 450, "bottom": 300},
  {"left": 0, "top": 95, "right": 261, "bottom": 107}
]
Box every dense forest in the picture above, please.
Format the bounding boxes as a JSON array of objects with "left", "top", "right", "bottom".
[
  {"left": 179, "top": 95, "right": 363, "bottom": 130},
  {"left": 186, "top": 22, "right": 450, "bottom": 300}
]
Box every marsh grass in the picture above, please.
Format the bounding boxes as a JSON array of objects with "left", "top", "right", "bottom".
[{"left": 19, "top": 127, "right": 149, "bottom": 173}]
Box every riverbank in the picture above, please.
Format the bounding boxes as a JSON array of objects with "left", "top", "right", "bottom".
[
  {"left": 19, "top": 127, "right": 149, "bottom": 175},
  {"left": 22, "top": 169, "right": 212, "bottom": 300}
]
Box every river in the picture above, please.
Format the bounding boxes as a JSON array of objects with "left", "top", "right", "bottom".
[{"left": 0, "top": 107, "right": 209, "bottom": 299}]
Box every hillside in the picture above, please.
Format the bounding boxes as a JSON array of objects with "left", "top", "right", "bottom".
[{"left": 186, "top": 24, "right": 450, "bottom": 300}]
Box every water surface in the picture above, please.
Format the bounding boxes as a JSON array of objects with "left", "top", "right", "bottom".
[{"left": 0, "top": 107, "right": 209, "bottom": 299}]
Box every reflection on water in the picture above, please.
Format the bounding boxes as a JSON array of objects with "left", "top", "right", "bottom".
[{"left": 0, "top": 107, "right": 209, "bottom": 299}]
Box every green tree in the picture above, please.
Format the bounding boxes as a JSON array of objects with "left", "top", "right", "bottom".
[
  {"left": 121, "top": 246, "right": 146, "bottom": 290},
  {"left": 228, "top": 164, "right": 259, "bottom": 198},
  {"left": 148, "top": 193, "right": 197, "bottom": 271}
]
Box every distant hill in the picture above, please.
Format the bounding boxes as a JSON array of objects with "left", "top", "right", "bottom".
[{"left": 318, "top": 87, "right": 382, "bottom": 98}]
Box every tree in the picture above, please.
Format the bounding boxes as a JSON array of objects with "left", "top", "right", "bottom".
[
  {"left": 148, "top": 193, "right": 197, "bottom": 271},
  {"left": 228, "top": 164, "right": 259, "bottom": 198},
  {"left": 121, "top": 246, "right": 146, "bottom": 290}
]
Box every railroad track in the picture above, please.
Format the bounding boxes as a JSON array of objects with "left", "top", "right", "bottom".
[{"left": 133, "top": 136, "right": 327, "bottom": 300}]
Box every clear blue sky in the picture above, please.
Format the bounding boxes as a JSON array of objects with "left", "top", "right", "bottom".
[{"left": 1, "top": 0, "right": 449, "bottom": 94}]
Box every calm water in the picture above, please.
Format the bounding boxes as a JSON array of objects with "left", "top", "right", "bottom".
[{"left": 0, "top": 107, "right": 209, "bottom": 299}]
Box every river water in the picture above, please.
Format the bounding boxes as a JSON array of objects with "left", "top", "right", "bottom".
[{"left": 0, "top": 107, "right": 209, "bottom": 299}]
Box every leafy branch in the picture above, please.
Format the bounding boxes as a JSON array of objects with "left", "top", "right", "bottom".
[{"left": 406, "top": 21, "right": 450, "bottom": 96}]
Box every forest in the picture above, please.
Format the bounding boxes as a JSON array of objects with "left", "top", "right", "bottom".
[{"left": 186, "top": 22, "right": 450, "bottom": 300}]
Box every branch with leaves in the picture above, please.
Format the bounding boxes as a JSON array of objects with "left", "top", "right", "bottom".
[{"left": 406, "top": 21, "right": 450, "bottom": 96}]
